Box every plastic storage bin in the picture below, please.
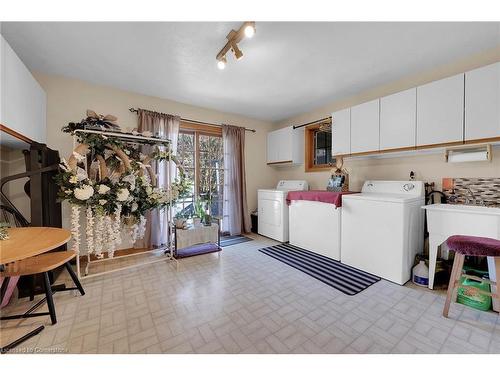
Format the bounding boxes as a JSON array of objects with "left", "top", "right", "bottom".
[{"left": 457, "top": 269, "right": 492, "bottom": 312}]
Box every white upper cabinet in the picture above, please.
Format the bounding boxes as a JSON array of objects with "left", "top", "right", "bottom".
[
  {"left": 266, "top": 130, "right": 279, "bottom": 163},
  {"left": 465, "top": 62, "right": 500, "bottom": 141},
  {"left": 331, "top": 108, "right": 350, "bottom": 156},
  {"left": 266, "top": 126, "right": 304, "bottom": 165},
  {"left": 277, "top": 126, "right": 292, "bottom": 161},
  {"left": 350, "top": 99, "right": 380, "bottom": 154},
  {"left": 416, "top": 73, "right": 464, "bottom": 146},
  {"left": 0, "top": 35, "right": 46, "bottom": 144},
  {"left": 380, "top": 88, "right": 416, "bottom": 150}
]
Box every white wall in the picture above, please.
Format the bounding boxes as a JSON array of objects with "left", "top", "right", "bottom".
[{"left": 0, "top": 34, "right": 46, "bottom": 143}]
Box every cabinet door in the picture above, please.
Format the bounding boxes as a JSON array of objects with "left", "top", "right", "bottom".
[
  {"left": 332, "top": 108, "right": 351, "bottom": 156},
  {"left": 380, "top": 88, "right": 416, "bottom": 150},
  {"left": 277, "top": 127, "right": 293, "bottom": 162},
  {"left": 267, "top": 131, "right": 279, "bottom": 163},
  {"left": 291, "top": 126, "right": 304, "bottom": 164},
  {"left": 465, "top": 62, "right": 500, "bottom": 141},
  {"left": 351, "top": 99, "right": 380, "bottom": 154},
  {"left": 417, "top": 74, "right": 464, "bottom": 146}
]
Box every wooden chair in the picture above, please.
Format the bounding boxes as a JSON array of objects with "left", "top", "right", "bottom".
[
  {"left": 0, "top": 250, "right": 84, "bottom": 325},
  {"left": 443, "top": 235, "right": 500, "bottom": 318}
]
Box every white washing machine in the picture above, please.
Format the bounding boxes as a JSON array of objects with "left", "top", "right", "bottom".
[
  {"left": 258, "top": 180, "right": 309, "bottom": 242},
  {"left": 341, "top": 180, "right": 425, "bottom": 285}
]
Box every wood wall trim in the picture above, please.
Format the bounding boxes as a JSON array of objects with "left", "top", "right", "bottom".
[
  {"left": 0, "top": 123, "right": 33, "bottom": 144},
  {"left": 304, "top": 124, "right": 332, "bottom": 173},
  {"left": 464, "top": 137, "right": 500, "bottom": 145},
  {"left": 305, "top": 165, "right": 332, "bottom": 172},
  {"left": 415, "top": 141, "right": 464, "bottom": 150},
  {"left": 334, "top": 140, "right": 470, "bottom": 158},
  {"left": 378, "top": 146, "right": 417, "bottom": 154},
  {"left": 267, "top": 160, "right": 293, "bottom": 165},
  {"left": 180, "top": 121, "right": 222, "bottom": 136},
  {"left": 332, "top": 136, "right": 500, "bottom": 159}
]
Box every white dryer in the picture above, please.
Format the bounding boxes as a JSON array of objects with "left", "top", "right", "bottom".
[
  {"left": 341, "top": 180, "right": 425, "bottom": 285},
  {"left": 258, "top": 180, "right": 308, "bottom": 242}
]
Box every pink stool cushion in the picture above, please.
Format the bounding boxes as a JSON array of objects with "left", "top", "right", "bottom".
[{"left": 446, "top": 235, "right": 500, "bottom": 257}]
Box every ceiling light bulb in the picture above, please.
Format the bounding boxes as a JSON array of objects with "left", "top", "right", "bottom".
[
  {"left": 244, "top": 24, "right": 255, "bottom": 38},
  {"left": 217, "top": 58, "right": 226, "bottom": 70}
]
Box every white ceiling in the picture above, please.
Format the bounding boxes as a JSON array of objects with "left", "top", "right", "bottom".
[{"left": 2, "top": 22, "right": 499, "bottom": 122}]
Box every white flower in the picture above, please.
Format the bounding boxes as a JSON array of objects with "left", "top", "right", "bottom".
[
  {"left": 76, "top": 167, "right": 88, "bottom": 181},
  {"left": 124, "top": 149, "right": 130, "bottom": 155},
  {"left": 99, "top": 199, "right": 107, "bottom": 205},
  {"left": 97, "top": 184, "right": 111, "bottom": 194},
  {"left": 65, "top": 189, "right": 72, "bottom": 194},
  {"left": 116, "top": 188, "right": 130, "bottom": 202},
  {"left": 122, "top": 174, "right": 136, "bottom": 188},
  {"left": 131, "top": 202, "right": 138, "bottom": 212},
  {"left": 74, "top": 185, "right": 94, "bottom": 200},
  {"left": 72, "top": 151, "right": 86, "bottom": 162},
  {"left": 146, "top": 186, "right": 153, "bottom": 195},
  {"left": 69, "top": 175, "right": 78, "bottom": 184}
]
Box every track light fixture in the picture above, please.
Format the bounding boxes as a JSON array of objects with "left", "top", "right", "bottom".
[
  {"left": 230, "top": 41, "right": 243, "bottom": 60},
  {"left": 216, "top": 22, "right": 255, "bottom": 69}
]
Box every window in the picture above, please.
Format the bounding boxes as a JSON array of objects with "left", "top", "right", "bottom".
[
  {"left": 305, "top": 124, "right": 334, "bottom": 172},
  {"left": 175, "top": 123, "right": 224, "bottom": 219}
]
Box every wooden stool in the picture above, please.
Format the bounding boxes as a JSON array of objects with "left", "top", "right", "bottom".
[
  {"left": 1, "top": 251, "right": 84, "bottom": 325},
  {"left": 443, "top": 235, "right": 500, "bottom": 318}
]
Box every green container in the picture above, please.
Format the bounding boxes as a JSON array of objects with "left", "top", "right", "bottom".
[{"left": 457, "top": 269, "right": 492, "bottom": 312}]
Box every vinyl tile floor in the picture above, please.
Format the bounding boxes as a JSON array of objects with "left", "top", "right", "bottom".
[{"left": 1, "top": 234, "right": 499, "bottom": 354}]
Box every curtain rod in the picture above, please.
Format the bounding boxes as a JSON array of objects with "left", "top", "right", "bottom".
[
  {"left": 292, "top": 116, "right": 332, "bottom": 130},
  {"left": 129, "top": 108, "right": 256, "bottom": 133}
]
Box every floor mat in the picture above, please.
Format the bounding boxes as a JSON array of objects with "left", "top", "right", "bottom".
[
  {"left": 259, "top": 243, "right": 380, "bottom": 295},
  {"left": 220, "top": 235, "right": 253, "bottom": 247}
]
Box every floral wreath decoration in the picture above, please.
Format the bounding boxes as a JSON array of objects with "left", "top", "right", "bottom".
[{"left": 56, "top": 110, "right": 191, "bottom": 257}]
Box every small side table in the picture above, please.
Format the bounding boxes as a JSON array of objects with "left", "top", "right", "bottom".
[{"left": 174, "top": 219, "right": 221, "bottom": 259}]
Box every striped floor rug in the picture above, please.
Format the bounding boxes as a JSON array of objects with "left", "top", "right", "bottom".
[{"left": 258, "top": 243, "right": 380, "bottom": 295}]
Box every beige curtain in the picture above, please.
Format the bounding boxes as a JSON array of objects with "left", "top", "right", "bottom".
[
  {"left": 222, "top": 125, "right": 251, "bottom": 235},
  {"left": 135, "top": 109, "right": 180, "bottom": 248}
]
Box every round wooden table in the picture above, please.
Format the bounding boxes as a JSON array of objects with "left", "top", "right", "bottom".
[
  {"left": 0, "top": 227, "right": 71, "bottom": 265},
  {"left": 0, "top": 227, "right": 71, "bottom": 354}
]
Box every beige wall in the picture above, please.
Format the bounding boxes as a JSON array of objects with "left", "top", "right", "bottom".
[
  {"left": 273, "top": 46, "right": 500, "bottom": 191},
  {"left": 34, "top": 72, "right": 278, "bottom": 216}
]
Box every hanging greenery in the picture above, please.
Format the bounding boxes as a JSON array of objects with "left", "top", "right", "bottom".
[{"left": 56, "top": 110, "right": 191, "bottom": 256}]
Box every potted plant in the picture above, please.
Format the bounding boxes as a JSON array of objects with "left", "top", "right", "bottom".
[
  {"left": 193, "top": 199, "right": 206, "bottom": 227},
  {"left": 203, "top": 213, "right": 212, "bottom": 226},
  {"left": 174, "top": 212, "right": 188, "bottom": 229},
  {"left": 192, "top": 214, "right": 202, "bottom": 227}
]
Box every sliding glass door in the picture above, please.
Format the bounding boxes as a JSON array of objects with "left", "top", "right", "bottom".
[{"left": 176, "top": 126, "right": 224, "bottom": 219}]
